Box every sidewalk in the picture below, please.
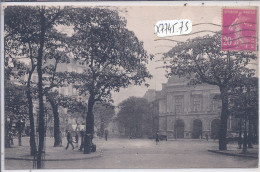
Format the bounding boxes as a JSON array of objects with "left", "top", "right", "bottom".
[
  {"left": 5, "top": 137, "right": 102, "bottom": 161},
  {"left": 208, "top": 144, "right": 258, "bottom": 159}
]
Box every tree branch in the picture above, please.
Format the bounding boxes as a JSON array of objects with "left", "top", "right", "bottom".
[{"left": 193, "top": 55, "right": 218, "bottom": 86}]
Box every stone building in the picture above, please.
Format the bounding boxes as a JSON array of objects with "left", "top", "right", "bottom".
[
  {"left": 144, "top": 75, "right": 237, "bottom": 139},
  {"left": 21, "top": 59, "right": 88, "bottom": 137}
]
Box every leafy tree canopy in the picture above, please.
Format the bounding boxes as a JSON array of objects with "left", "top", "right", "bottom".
[
  {"left": 117, "top": 97, "right": 152, "bottom": 137},
  {"left": 163, "top": 33, "right": 257, "bottom": 90},
  {"left": 5, "top": 81, "right": 28, "bottom": 121},
  {"left": 66, "top": 7, "right": 152, "bottom": 103}
]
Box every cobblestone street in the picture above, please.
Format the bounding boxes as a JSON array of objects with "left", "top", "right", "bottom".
[{"left": 5, "top": 137, "right": 258, "bottom": 169}]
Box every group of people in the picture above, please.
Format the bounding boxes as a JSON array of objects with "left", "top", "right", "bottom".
[
  {"left": 65, "top": 129, "right": 109, "bottom": 150},
  {"left": 64, "top": 130, "right": 78, "bottom": 150},
  {"left": 65, "top": 130, "right": 88, "bottom": 151}
]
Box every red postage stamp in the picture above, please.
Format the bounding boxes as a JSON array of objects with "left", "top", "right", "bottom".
[{"left": 222, "top": 8, "right": 257, "bottom": 51}]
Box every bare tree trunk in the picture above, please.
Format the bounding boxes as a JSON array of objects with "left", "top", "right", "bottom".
[
  {"left": 219, "top": 88, "right": 228, "bottom": 151},
  {"left": 5, "top": 117, "right": 11, "bottom": 148},
  {"left": 238, "top": 118, "right": 242, "bottom": 149},
  {"left": 47, "top": 95, "right": 62, "bottom": 147},
  {"left": 36, "top": 8, "right": 46, "bottom": 169},
  {"left": 18, "top": 121, "right": 22, "bottom": 146},
  {"left": 248, "top": 116, "right": 253, "bottom": 148},
  {"left": 26, "top": 76, "right": 37, "bottom": 156},
  {"left": 84, "top": 93, "right": 95, "bottom": 154},
  {"left": 242, "top": 116, "right": 248, "bottom": 153}
]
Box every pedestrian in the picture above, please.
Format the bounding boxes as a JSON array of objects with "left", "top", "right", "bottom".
[
  {"left": 205, "top": 133, "right": 208, "bottom": 141},
  {"left": 79, "top": 130, "right": 84, "bottom": 151},
  {"left": 75, "top": 131, "right": 79, "bottom": 147},
  {"left": 50, "top": 128, "right": 53, "bottom": 138},
  {"left": 65, "top": 130, "right": 74, "bottom": 150},
  {"left": 105, "top": 130, "right": 108, "bottom": 141},
  {"left": 156, "top": 132, "right": 159, "bottom": 145},
  {"left": 9, "top": 131, "right": 14, "bottom": 145},
  {"left": 59, "top": 130, "right": 63, "bottom": 145}
]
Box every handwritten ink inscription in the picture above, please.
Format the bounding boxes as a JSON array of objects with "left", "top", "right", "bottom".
[{"left": 155, "top": 19, "right": 192, "bottom": 37}]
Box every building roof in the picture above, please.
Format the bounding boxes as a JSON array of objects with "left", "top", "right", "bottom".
[{"left": 167, "top": 75, "right": 188, "bottom": 84}]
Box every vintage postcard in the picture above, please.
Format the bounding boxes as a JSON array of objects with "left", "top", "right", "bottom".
[{"left": 1, "top": 1, "right": 259, "bottom": 171}]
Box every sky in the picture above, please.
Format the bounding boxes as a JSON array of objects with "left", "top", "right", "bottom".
[{"left": 111, "top": 6, "right": 222, "bottom": 106}]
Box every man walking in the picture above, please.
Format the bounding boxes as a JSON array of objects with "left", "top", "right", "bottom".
[
  {"left": 156, "top": 131, "right": 159, "bottom": 145},
  {"left": 105, "top": 130, "right": 108, "bottom": 141},
  {"left": 79, "top": 130, "right": 84, "bottom": 151},
  {"left": 65, "top": 130, "right": 74, "bottom": 150},
  {"left": 75, "top": 132, "right": 79, "bottom": 147}
]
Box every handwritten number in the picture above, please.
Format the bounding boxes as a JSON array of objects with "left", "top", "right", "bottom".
[
  {"left": 179, "top": 21, "right": 183, "bottom": 34},
  {"left": 185, "top": 21, "right": 189, "bottom": 31},
  {"left": 155, "top": 19, "right": 192, "bottom": 37},
  {"left": 173, "top": 22, "right": 178, "bottom": 33}
]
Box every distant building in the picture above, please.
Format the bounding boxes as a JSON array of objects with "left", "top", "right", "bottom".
[
  {"left": 144, "top": 75, "right": 237, "bottom": 139},
  {"left": 16, "top": 58, "right": 89, "bottom": 137}
]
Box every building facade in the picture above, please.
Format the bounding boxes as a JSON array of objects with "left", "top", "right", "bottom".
[
  {"left": 145, "top": 75, "right": 236, "bottom": 139},
  {"left": 24, "top": 59, "right": 88, "bottom": 137}
]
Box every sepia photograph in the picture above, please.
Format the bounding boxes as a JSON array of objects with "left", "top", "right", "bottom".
[{"left": 2, "top": 3, "right": 259, "bottom": 170}]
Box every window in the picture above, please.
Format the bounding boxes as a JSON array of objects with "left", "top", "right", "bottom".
[
  {"left": 192, "top": 95, "right": 202, "bottom": 112},
  {"left": 210, "top": 94, "right": 220, "bottom": 111},
  {"left": 211, "top": 99, "right": 220, "bottom": 111},
  {"left": 175, "top": 96, "right": 184, "bottom": 113}
]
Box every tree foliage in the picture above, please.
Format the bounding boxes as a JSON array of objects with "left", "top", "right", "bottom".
[
  {"left": 163, "top": 33, "right": 256, "bottom": 87},
  {"left": 4, "top": 6, "right": 72, "bottom": 167},
  {"left": 4, "top": 6, "right": 152, "bottom": 155},
  {"left": 63, "top": 7, "right": 152, "bottom": 153},
  {"left": 163, "top": 32, "right": 257, "bottom": 150},
  {"left": 229, "top": 77, "right": 258, "bottom": 118},
  {"left": 5, "top": 81, "right": 28, "bottom": 147},
  {"left": 5, "top": 81, "right": 28, "bottom": 122},
  {"left": 117, "top": 97, "right": 153, "bottom": 138},
  {"left": 67, "top": 7, "right": 152, "bottom": 103},
  {"left": 94, "top": 102, "right": 115, "bottom": 137}
]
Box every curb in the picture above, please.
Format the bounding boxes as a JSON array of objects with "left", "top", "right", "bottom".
[
  {"left": 5, "top": 152, "right": 102, "bottom": 161},
  {"left": 208, "top": 150, "right": 258, "bottom": 159}
]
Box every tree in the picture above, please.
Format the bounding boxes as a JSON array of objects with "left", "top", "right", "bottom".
[
  {"left": 5, "top": 9, "right": 38, "bottom": 155},
  {"left": 163, "top": 33, "right": 257, "bottom": 150},
  {"left": 117, "top": 97, "right": 153, "bottom": 138},
  {"left": 5, "top": 81, "right": 28, "bottom": 147},
  {"left": 67, "top": 8, "right": 152, "bottom": 154},
  {"left": 229, "top": 77, "right": 258, "bottom": 153},
  {"left": 5, "top": 6, "right": 70, "bottom": 168},
  {"left": 43, "top": 50, "right": 70, "bottom": 147},
  {"left": 93, "top": 102, "right": 115, "bottom": 137},
  {"left": 45, "top": 91, "right": 63, "bottom": 147}
]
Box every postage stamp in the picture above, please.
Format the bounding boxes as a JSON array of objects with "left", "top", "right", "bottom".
[{"left": 222, "top": 8, "right": 257, "bottom": 51}]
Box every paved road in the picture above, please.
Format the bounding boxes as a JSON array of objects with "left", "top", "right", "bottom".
[{"left": 5, "top": 138, "right": 258, "bottom": 169}]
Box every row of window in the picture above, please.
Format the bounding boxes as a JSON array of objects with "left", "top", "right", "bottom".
[{"left": 174, "top": 95, "right": 220, "bottom": 113}]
